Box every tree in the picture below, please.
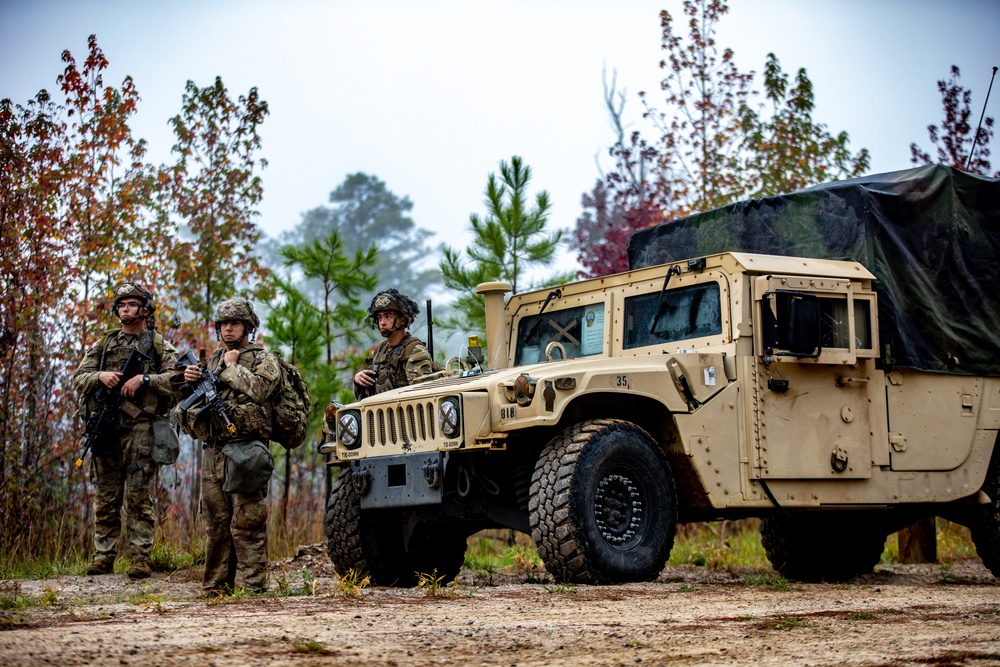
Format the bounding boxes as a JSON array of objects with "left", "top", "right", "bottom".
[
  {"left": 575, "top": 1, "right": 870, "bottom": 278},
  {"left": 57, "top": 35, "right": 173, "bottom": 353},
  {"left": 282, "top": 173, "right": 439, "bottom": 311},
  {"left": 910, "top": 65, "right": 996, "bottom": 177},
  {"left": 166, "top": 76, "right": 271, "bottom": 332},
  {"left": 278, "top": 229, "right": 378, "bottom": 367},
  {"left": 740, "top": 53, "right": 870, "bottom": 196},
  {"left": 640, "top": 0, "right": 755, "bottom": 216},
  {"left": 570, "top": 71, "right": 667, "bottom": 278},
  {"left": 0, "top": 90, "right": 83, "bottom": 559},
  {"left": 441, "top": 156, "right": 571, "bottom": 334}
]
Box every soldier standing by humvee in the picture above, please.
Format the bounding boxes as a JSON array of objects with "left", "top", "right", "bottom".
[
  {"left": 353, "top": 288, "right": 438, "bottom": 399},
  {"left": 73, "top": 282, "right": 178, "bottom": 579},
  {"left": 175, "top": 299, "right": 280, "bottom": 595}
]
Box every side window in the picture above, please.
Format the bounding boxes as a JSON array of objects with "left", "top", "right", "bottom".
[
  {"left": 854, "top": 299, "right": 874, "bottom": 351},
  {"left": 819, "top": 296, "right": 850, "bottom": 349},
  {"left": 624, "top": 283, "right": 722, "bottom": 349}
]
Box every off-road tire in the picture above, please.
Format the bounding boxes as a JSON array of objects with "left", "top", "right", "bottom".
[
  {"left": 325, "top": 472, "right": 467, "bottom": 587},
  {"left": 325, "top": 472, "right": 410, "bottom": 586},
  {"left": 970, "top": 442, "right": 1000, "bottom": 577},
  {"left": 529, "top": 419, "right": 676, "bottom": 584},
  {"left": 761, "top": 512, "right": 887, "bottom": 583}
]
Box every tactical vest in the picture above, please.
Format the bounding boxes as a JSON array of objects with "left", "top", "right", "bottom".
[
  {"left": 367, "top": 334, "right": 437, "bottom": 394},
  {"left": 178, "top": 344, "right": 275, "bottom": 442},
  {"left": 91, "top": 330, "right": 167, "bottom": 418}
]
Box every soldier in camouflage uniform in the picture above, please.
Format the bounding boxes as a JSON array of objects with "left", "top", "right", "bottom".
[
  {"left": 353, "top": 288, "right": 438, "bottom": 399},
  {"left": 73, "top": 282, "right": 178, "bottom": 579},
  {"left": 176, "top": 299, "right": 280, "bottom": 595}
]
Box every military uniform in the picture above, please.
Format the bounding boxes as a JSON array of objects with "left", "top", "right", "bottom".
[
  {"left": 355, "top": 334, "right": 436, "bottom": 398},
  {"left": 354, "top": 289, "right": 439, "bottom": 399},
  {"left": 73, "top": 328, "right": 178, "bottom": 573},
  {"left": 176, "top": 332, "right": 280, "bottom": 594}
]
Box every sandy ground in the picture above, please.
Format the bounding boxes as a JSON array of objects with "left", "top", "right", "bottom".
[{"left": 2, "top": 546, "right": 999, "bottom": 667}]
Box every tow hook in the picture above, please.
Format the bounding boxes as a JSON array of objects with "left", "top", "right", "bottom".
[
  {"left": 422, "top": 458, "right": 442, "bottom": 489},
  {"left": 352, "top": 466, "right": 372, "bottom": 496}
]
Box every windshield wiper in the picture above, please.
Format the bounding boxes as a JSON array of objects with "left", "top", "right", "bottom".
[
  {"left": 649, "top": 266, "right": 681, "bottom": 335},
  {"left": 523, "top": 288, "right": 563, "bottom": 343}
]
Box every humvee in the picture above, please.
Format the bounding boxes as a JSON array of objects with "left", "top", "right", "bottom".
[{"left": 321, "top": 165, "right": 1000, "bottom": 585}]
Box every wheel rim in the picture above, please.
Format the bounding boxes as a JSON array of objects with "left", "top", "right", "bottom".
[{"left": 594, "top": 469, "right": 644, "bottom": 549}]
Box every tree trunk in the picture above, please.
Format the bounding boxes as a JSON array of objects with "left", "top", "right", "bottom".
[{"left": 898, "top": 517, "right": 937, "bottom": 564}]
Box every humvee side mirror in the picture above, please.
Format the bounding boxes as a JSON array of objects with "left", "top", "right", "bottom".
[{"left": 762, "top": 290, "right": 822, "bottom": 358}]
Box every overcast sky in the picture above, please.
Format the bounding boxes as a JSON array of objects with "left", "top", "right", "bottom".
[{"left": 2, "top": 0, "right": 997, "bottom": 280}]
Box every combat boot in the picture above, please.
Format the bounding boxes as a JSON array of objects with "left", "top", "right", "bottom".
[
  {"left": 86, "top": 558, "right": 114, "bottom": 576},
  {"left": 127, "top": 560, "right": 151, "bottom": 580}
]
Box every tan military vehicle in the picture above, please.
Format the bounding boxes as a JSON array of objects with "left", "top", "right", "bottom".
[{"left": 321, "top": 165, "right": 1000, "bottom": 586}]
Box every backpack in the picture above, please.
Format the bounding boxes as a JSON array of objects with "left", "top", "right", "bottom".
[{"left": 269, "top": 354, "right": 312, "bottom": 449}]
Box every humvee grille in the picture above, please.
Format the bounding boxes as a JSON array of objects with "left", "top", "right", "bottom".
[{"left": 365, "top": 401, "right": 438, "bottom": 448}]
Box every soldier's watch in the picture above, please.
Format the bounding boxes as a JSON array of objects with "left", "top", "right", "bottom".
[{"left": 143, "top": 374, "right": 150, "bottom": 384}]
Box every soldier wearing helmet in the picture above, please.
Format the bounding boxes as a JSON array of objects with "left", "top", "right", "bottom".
[
  {"left": 176, "top": 298, "right": 281, "bottom": 595},
  {"left": 353, "top": 288, "right": 439, "bottom": 399},
  {"left": 73, "top": 281, "right": 178, "bottom": 580}
]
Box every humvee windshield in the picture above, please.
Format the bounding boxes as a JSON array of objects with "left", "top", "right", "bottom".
[
  {"left": 515, "top": 303, "right": 606, "bottom": 365},
  {"left": 624, "top": 282, "right": 722, "bottom": 349}
]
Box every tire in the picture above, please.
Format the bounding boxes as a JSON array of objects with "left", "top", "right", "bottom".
[
  {"left": 760, "top": 512, "right": 887, "bottom": 583},
  {"left": 970, "top": 445, "right": 1000, "bottom": 577},
  {"left": 529, "top": 419, "right": 676, "bottom": 584},
  {"left": 325, "top": 472, "right": 467, "bottom": 587}
]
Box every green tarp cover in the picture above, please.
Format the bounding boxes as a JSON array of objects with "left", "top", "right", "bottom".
[{"left": 627, "top": 165, "right": 1000, "bottom": 376}]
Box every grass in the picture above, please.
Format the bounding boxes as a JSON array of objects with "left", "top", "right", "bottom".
[
  {"left": 464, "top": 530, "right": 544, "bottom": 576},
  {"left": 0, "top": 516, "right": 982, "bottom": 584},
  {"left": 333, "top": 569, "right": 370, "bottom": 598},
  {"left": 0, "top": 582, "right": 32, "bottom": 610},
  {"left": 668, "top": 520, "right": 770, "bottom": 569},
  {"left": 276, "top": 566, "right": 318, "bottom": 596},
  {"left": 149, "top": 535, "right": 203, "bottom": 573},
  {"left": 293, "top": 638, "right": 333, "bottom": 655},
  {"left": 417, "top": 570, "right": 455, "bottom": 597},
  {"left": 764, "top": 613, "right": 806, "bottom": 631}
]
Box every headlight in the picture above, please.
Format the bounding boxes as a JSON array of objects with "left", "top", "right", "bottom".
[
  {"left": 439, "top": 398, "right": 461, "bottom": 439},
  {"left": 338, "top": 411, "right": 361, "bottom": 449}
]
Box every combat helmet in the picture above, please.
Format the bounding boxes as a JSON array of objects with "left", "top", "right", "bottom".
[
  {"left": 111, "top": 282, "right": 155, "bottom": 317},
  {"left": 214, "top": 298, "right": 260, "bottom": 340},
  {"left": 366, "top": 289, "right": 419, "bottom": 329}
]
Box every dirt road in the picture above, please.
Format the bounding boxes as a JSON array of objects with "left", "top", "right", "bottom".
[{"left": 2, "top": 552, "right": 999, "bottom": 666}]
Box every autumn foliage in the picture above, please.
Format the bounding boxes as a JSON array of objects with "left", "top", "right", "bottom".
[{"left": 0, "top": 35, "right": 274, "bottom": 568}]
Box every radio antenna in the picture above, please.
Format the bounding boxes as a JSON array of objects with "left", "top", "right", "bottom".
[{"left": 966, "top": 66, "right": 998, "bottom": 171}]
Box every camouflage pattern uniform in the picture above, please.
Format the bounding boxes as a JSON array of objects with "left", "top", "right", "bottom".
[
  {"left": 356, "top": 334, "right": 436, "bottom": 398},
  {"left": 354, "top": 288, "right": 438, "bottom": 399},
  {"left": 73, "top": 285, "right": 177, "bottom": 575},
  {"left": 175, "top": 299, "right": 280, "bottom": 594}
]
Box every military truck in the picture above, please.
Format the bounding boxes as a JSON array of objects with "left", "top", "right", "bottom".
[{"left": 321, "top": 164, "right": 1000, "bottom": 585}]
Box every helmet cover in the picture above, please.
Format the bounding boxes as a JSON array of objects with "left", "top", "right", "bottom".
[{"left": 366, "top": 289, "right": 418, "bottom": 328}]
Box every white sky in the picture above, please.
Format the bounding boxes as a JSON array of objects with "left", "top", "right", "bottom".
[{"left": 2, "top": 0, "right": 997, "bottom": 281}]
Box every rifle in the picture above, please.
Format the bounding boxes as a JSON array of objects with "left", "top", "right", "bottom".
[
  {"left": 77, "top": 347, "right": 151, "bottom": 466},
  {"left": 177, "top": 349, "right": 236, "bottom": 437}
]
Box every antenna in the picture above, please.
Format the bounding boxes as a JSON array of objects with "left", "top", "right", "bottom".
[{"left": 966, "top": 66, "right": 998, "bottom": 171}]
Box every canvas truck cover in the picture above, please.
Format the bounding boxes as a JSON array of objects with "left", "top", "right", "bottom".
[{"left": 627, "top": 165, "right": 1000, "bottom": 376}]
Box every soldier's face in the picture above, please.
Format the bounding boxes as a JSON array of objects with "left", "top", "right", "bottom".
[
  {"left": 117, "top": 299, "right": 143, "bottom": 322},
  {"left": 376, "top": 311, "right": 401, "bottom": 335},
  {"left": 219, "top": 320, "right": 246, "bottom": 343}
]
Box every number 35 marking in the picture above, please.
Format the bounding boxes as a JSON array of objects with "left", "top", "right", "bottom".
[{"left": 616, "top": 375, "right": 629, "bottom": 389}]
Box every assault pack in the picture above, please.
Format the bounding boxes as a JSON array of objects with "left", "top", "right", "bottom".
[{"left": 269, "top": 354, "right": 312, "bottom": 449}]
